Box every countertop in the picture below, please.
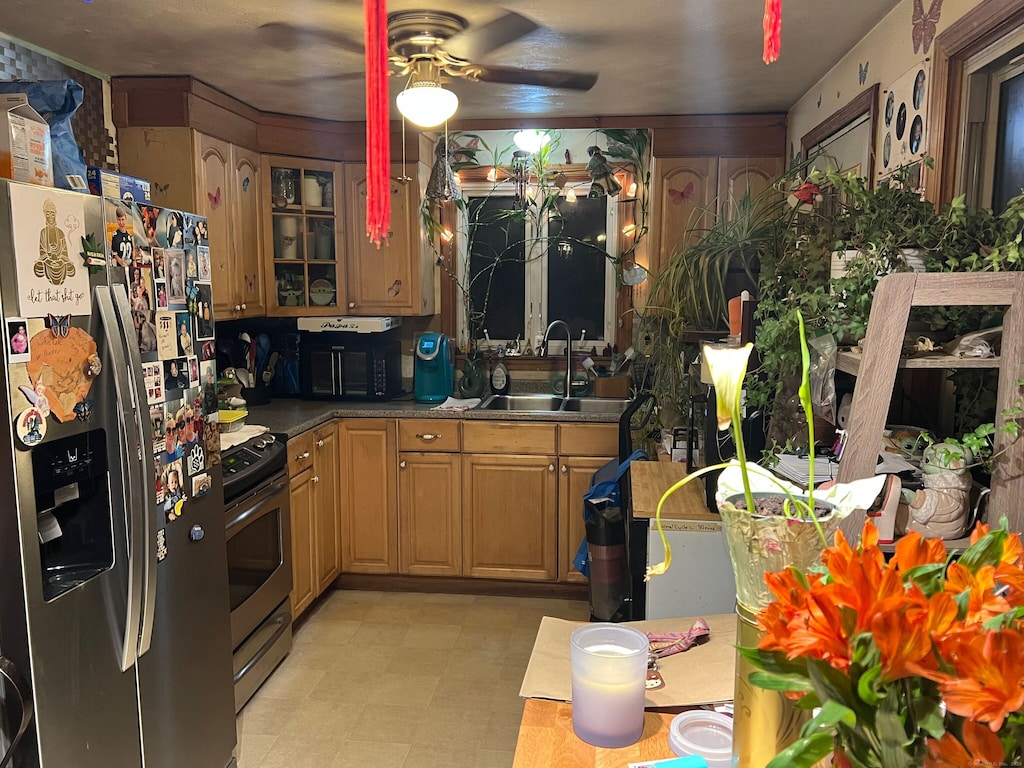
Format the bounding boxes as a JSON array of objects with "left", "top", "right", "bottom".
[{"left": 246, "top": 397, "right": 622, "bottom": 439}]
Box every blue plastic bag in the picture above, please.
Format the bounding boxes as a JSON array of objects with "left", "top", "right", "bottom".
[{"left": 0, "top": 80, "right": 88, "bottom": 190}]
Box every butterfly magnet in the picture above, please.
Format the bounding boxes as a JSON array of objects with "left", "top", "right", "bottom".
[
  {"left": 912, "top": 0, "right": 942, "bottom": 55},
  {"left": 73, "top": 399, "right": 94, "bottom": 422}
]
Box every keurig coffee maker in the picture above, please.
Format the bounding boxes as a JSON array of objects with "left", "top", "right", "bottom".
[{"left": 414, "top": 333, "right": 454, "bottom": 403}]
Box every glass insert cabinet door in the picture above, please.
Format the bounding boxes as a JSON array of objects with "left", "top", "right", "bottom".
[{"left": 264, "top": 157, "right": 344, "bottom": 314}]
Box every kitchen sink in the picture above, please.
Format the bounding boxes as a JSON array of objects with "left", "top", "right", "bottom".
[
  {"left": 562, "top": 397, "right": 630, "bottom": 415},
  {"left": 478, "top": 394, "right": 630, "bottom": 415},
  {"left": 478, "top": 394, "right": 564, "bottom": 411}
]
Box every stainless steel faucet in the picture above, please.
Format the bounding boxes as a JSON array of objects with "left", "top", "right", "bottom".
[{"left": 542, "top": 320, "right": 573, "bottom": 399}]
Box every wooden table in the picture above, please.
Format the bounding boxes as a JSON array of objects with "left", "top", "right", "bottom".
[
  {"left": 512, "top": 700, "right": 677, "bottom": 768},
  {"left": 630, "top": 461, "right": 717, "bottom": 521}
]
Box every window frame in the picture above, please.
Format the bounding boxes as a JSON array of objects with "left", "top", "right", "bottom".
[{"left": 454, "top": 177, "right": 619, "bottom": 354}]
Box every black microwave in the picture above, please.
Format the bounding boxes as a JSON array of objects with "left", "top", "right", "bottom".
[{"left": 299, "top": 337, "right": 403, "bottom": 401}]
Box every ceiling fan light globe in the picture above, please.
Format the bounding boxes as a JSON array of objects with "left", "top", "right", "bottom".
[
  {"left": 396, "top": 82, "right": 459, "bottom": 128},
  {"left": 513, "top": 129, "right": 551, "bottom": 153}
]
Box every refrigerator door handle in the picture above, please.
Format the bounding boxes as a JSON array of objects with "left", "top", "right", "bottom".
[
  {"left": 0, "top": 656, "right": 33, "bottom": 768},
  {"left": 110, "top": 284, "right": 159, "bottom": 658},
  {"left": 96, "top": 286, "right": 146, "bottom": 672}
]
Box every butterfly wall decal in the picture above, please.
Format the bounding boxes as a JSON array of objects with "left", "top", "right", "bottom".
[
  {"left": 387, "top": 279, "right": 403, "bottom": 298},
  {"left": 48, "top": 314, "right": 70, "bottom": 338},
  {"left": 912, "top": 0, "right": 942, "bottom": 54},
  {"left": 241, "top": 177, "right": 250, "bottom": 193},
  {"left": 153, "top": 182, "right": 170, "bottom": 196},
  {"left": 667, "top": 183, "right": 695, "bottom": 205},
  {"left": 858, "top": 61, "right": 869, "bottom": 86},
  {"left": 207, "top": 187, "right": 222, "bottom": 210}
]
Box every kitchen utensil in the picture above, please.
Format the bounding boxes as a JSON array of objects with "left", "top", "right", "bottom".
[
  {"left": 263, "top": 351, "right": 279, "bottom": 384},
  {"left": 255, "top": 334, "right": 272, "bottom": 379}
]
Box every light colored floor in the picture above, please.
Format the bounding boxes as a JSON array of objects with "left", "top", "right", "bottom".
[{"left": 234, "top": 589, "right": 590, "bottom": 768}]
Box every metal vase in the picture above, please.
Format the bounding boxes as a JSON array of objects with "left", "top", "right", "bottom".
[{"left": 718, "top": 497, "right": 836, "bottom": 767}]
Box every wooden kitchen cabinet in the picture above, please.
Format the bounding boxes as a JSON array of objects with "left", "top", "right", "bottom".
[
  {"left": 461, "top": 421, "right": 558, "bottom": 581},
  {"left": 343, "top": 163, "right": 434, "bottom": 316},
  {"left": 118, "top": 127, "right": 265, "bottom": 320},
  {"left": 398, "top": 420, "right": 461, "bottom": 577},
  {"left": 286, "top": 422, "right": 340, "bottom": 619},
  {"left": 556, "top": 424, "right": 618, "bottom": 584},
  {"left": 312, "top": 422, "right": 341, "bottom": 592},
  {"left": 262, "top": 155, "right": 346, "bottom": 316},
  {"left": 288, "top": 468, "right": 316, "bottom": 619},
  {"left": 716, "top": 156, "right": 785, "bottom": 221},
  {"left": 339, "top": 419, "right": 399, "bottom": 574},
  {"left": 649, "top": 157, "right": 717, "bottom": 276}
]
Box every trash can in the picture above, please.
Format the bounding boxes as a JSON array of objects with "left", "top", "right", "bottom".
[{"left": 584, "top": 495, "right": 629, "bottom": 623}]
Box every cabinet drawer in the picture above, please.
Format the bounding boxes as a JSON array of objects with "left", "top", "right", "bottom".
[
  {"left": 462, "top": 421, "right": 557, "bottom": 454},
  {"left": 399, "top": 420, "right": 460, "bottom": 452},
  {"left": 559, "top": 424, "right": 618, "bottom": 457},
  {"left": 288, "top": 430, "right": 315, "bottom": 475}
]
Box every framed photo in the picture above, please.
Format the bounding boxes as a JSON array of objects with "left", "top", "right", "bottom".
[{"left": 6, "top": 317, "right": 30, "bottom": 363}]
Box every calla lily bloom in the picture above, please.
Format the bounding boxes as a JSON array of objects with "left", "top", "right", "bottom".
[{"left": 703, "top": 342, "right": 753, "bottom": 431}]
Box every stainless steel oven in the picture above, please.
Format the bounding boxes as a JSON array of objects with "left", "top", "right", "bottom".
[{"left": 223, "top": 435, "right": 292, "bottom": 712}]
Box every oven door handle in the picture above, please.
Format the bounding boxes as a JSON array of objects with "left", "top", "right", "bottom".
[
  {"left": 226, "top": 482, "right": 287, "bottom": 536},
  {"left": 232, "top": 612, "right": 289, "bottom": 685}
]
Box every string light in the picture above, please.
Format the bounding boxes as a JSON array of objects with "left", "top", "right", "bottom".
[
  {"left": 622, "top": 223, "right": 637, "bottom": 236},
  {"left": 486, "top": 166, "right": 498, "bottom": 182},
  {"left": 626, "top": 182, "right": 638, "bottom": 198},
  {"left": 452, "top": 172, "right": 462, "bottom": 185},
  {"left": 564, "top": 187, "right": 577, "bottom": 203},
  {"left": 440, "top": 228, "right": 454, "bottom": 244}
]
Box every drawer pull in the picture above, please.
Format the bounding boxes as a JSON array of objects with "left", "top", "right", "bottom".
[
  {"left": 313, "top": 475, "right": 320, "bottom": 483},
  {"left": 560, "top": 465, "right": 567, "bottom": 473},
  {"left": 415, "top": 433, "right": 441, "bottom": 441},
  {"left": 295, "top": 451, "right": 310, "bottom": 460},
  {"left": 317, "top": 439, "right": 325, "bottom": 448},
  {"left": 400, "top": 460, "right": 407, "bottom": 469},
  {"left": 548, "top": 464, "right": 555, "bottom": 472}
]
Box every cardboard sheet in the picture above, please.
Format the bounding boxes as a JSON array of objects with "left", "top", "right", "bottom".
[{"left": 520, "top": 614, "right": 737, "bottom": 708}]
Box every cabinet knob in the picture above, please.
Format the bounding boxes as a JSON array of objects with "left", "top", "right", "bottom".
[
  {"left": 548, "top": 464, "right": 555, "bottom": 472},
  {"left": 348, "top": 302, "right": 355, "bottom": 309},
  {"left": 317, "top": 439, "right": 324, "bottom": 447},
  {"left": 241, "top": 303, "right": 247, "bottom": 310},
  {"left": 415, "top": 433, "right": 440, "bottom": 441},
  {"left": 296, "top": 451, "right": 310, "bottom": 460},
  {"left": 400, "top": 460, "right": 407, "bottom": 469},
  {"left": 560, "top": 465, "right": 568, "bottom": 473},
  {"left": 313, "top": 475, "right": 320, "bottom": 483},
  {"left": 235, "top": 304, "right": 241, "bottom": 311}
]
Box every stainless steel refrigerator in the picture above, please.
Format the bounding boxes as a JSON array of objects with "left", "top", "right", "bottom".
[{"left": 0, "top": 180, "right": 236, "bottom": 767}]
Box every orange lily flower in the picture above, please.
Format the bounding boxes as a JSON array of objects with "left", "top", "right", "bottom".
[
  {"left": 945, "top": 563, "right": 1012, "bottom": 624},
  {"left": 936, "top": 630, "right": 1024, "bottom": 731},
  {"left": 892, "top": 531, "right": 948, "bottom": 574},
  {"left": 924, "top": 720, "right": 1005, "bottom": 768}
]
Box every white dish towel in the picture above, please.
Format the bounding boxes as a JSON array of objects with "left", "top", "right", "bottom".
[{"left": 431, "top": 397, "right": 481, "bottom": 412}]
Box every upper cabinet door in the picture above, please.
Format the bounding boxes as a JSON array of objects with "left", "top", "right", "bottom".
[
  {"left": 716, "top": 157, "right": 785, "bottom": 221},
  {"left": 194, "top": 132, "right": 235, "bottom": 316},
  {"left": 231, "top": 145, "right": 265, "bottom": 317},
  {"left": 344, "top": 164, "right": 430, "bottom": 316},
  {"left": 650, "top": 157, "right": 718, "bottom": 276}
]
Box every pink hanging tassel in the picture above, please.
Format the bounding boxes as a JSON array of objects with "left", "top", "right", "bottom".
[
  {"left": 763, "top": 0, "right": 782, "bottom": 64},
  {"left": 364, "top": 0, "right": 391, "bottom": 247}
]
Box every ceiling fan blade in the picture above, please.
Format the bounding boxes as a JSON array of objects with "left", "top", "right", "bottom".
[
  {"left": 257, "top": 22, "right": 364, "bottom": 55},
  {"left": 442, "top": 11, "right": 539, "bottom": 61},
  {"left": 470, "top": 65, "right": 598, "bottom": 92}
]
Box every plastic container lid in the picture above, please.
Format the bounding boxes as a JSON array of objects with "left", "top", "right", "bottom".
[{"left": 668, "top": 710, "right": 733, "bottom": 768}]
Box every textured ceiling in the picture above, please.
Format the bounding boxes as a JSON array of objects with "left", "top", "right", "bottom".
[{"left": 2, "top": 0, "right": 901, "bottom": 121}]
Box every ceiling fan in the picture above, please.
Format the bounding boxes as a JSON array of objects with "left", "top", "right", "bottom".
[{"left": 260, "top": 8, "right": 599, "bottom": 93}]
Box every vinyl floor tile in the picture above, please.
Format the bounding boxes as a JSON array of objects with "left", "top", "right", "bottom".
[{"left": 236, "top": 589, "right": 588, "bottom": 768}]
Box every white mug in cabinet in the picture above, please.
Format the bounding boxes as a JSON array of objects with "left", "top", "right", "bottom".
[
  {"left": 303, "top": 175, "right": 323, "bottom": 207},
  {"left": 275, "top": 217, "right": 299, "bottom": 260}
]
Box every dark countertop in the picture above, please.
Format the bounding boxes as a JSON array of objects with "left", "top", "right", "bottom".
[{"left": 246, "top": 397, "right": 621, "bottom": 438}]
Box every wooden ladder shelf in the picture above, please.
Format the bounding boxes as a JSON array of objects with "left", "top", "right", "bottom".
[{"left": 835, "top": 272, "right": 1024, "bottom": 541}]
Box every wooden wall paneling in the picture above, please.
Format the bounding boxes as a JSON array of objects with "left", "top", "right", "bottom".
[{"left": 116, "top": 127, "right": 196, "bottom": 210}]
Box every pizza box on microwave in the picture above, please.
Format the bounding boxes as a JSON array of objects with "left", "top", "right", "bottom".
[
  {"left": 0, "top": 94, "right": 53, "bottom": 186},
  {"left": 87, "top": 167, "right": 152, "bottom": 204}
]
